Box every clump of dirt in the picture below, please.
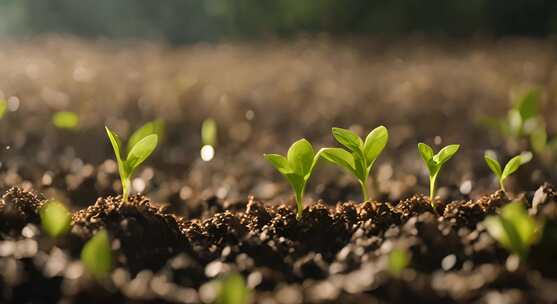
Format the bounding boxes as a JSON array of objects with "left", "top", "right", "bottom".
[
  {"left": 443, "top": 190, "right": 509, "bottom": 228},
  {"left": 0, "top": 187, "right": 45, "bottom": 236},
  {"left": 71, "top": 194, "right": 191, "bottom": 274}
]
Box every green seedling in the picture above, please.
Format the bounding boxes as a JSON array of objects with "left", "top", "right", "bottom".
[
  {"left": 201, "top": 118, "right": 217, "bottom": 162},
  {"left": 39, "top": 200, "right": 72, "bottom": 238},
  {"left": 484, "top": 201, "right": 542, "bottom": 261},
  {"left": 105, "top": 123, "right": 159, "bottom": 202},
  {"left": 215, "top": 273, "right": 250, "bottom": 304},
  {"left": 320, "top": 126, "right": 388, "bottom": 202},
  {"left": 52, "top": 111, "right": 79, "bottom": 130},
  {"left": 484, "top": 151, "right": 532, "bottom": 192},
  {"left": 417, "top": 143, "right": 460, "bottom": 207},
  {"left": 387, "top": 248, "right": 410, "bottom": 277},
  {"left": 264, "top": 139, "right": 320, "bottom": 220},
  {"left": 81, "top": 229, "right": 112, "bottom": 279}
]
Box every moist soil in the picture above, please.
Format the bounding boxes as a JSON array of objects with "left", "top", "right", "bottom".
[{"left": 1, "top": 184, "right": 557, "bottom": 303}]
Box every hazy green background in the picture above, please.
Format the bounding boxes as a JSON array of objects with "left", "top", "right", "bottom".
[{"left": 1, "top": 0, "right": 556, "bottom": 43}]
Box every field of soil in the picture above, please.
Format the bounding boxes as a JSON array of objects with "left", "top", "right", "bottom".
[{"left": 0, "top": 36, "right": 557, "bottom": 303}]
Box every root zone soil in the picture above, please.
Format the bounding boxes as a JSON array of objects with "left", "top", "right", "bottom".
[{"left": 1, "top": 184, "right": 557, "bottom": 303}]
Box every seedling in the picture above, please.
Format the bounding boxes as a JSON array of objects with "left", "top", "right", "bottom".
[
  {"left": 81, "top": 229, "right": 112, "bottom": 279},
  {"left": 52, "top": 111, "right": 79, "bottom": 130},
  {"left": 215, "top": 273, "right": 250, "bottom": 304},
  {"left": 417, "top": 143, "right": 460, "bottom": 207},
  {"left": 105, "top": 123, "right": 159, "bottom": 202},
  {"left": 39, "top": 200, "right": 72, "bottom": 238},
  {"left": 201, "top": 118, "right": 217, "bottom": 162},
  {"left": 484, "top": 151, "right": 532, "bottom": 192},
  {"left": 484, "top": 201, "right": 542, "bottom": 261},
  {"left": 264, "top": 139, "right": 320, "bottom": 220},
  {"left": 387, "top": 248, "right": 410, "bottom": 277},
  {"left": 320, "top": 126, "right": 388, "bottom": 202}
]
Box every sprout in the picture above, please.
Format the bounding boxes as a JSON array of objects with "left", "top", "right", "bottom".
[
  {"left": 52, "top": 111, "right": 79, "bottom": 130},
  {"left": 215, "top": 273, "right": 250, "bottom": 304},
  {"left": 320, "top": 126, "right": 388, "bottom": 202},
  {"left": 201, "top": 118, "right": 217, "bottom": 162},
  {"left": 387, "top": 248, "right": 410, "bottom": 277},
  {"left": 417, "top": 143, "right": 460, "bottom": 207},
  {"left": 81, "top": 229, "right": 112, "bottom": 279},
  {"left": 264, "top": 139, "right": 320, "bottom": 220},
  {"left": 39, "top": 200, "right": 72, "bottom": 238},
  {"left": 484, "top": 201, "right": 542, "bottom": 260},
  {"left": 105, "top": 123, "right": 159, "bottom": 202},
  {"left": 484, "top": 151, "right": 532, "bottom": 192}
]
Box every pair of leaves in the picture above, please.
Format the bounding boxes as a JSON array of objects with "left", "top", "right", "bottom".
[
  {"left": 484, "top": 151, "right": 532, "bottom": 190},
  {"left": 418, "top": 143, "right": 460, "bottom": 178},
  {"left": 39, "top": 201, "right": 72, "bottom": 238},
  {"left": 264, "top": 139, "right": 319, "bottom": 219},
  {"left": 215, "top": 273, "right": 251, "bottom": 304},
  {"left": 106, "top": 120, "right": 161, "bottom": 201},
  {"left": 81, "top": 229, "right": 112, "bottom": 279},
  {"left": 484, "top": 201, "right": 541, "bottom": 260},
  {"left": 320, "top": 126, "right": 388, "bottom": 184}
]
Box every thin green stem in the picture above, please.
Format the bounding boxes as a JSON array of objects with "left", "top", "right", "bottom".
[
  {"left": 360, "top": 179, "right": 369, "bottom": 202},
  {"left": 429, "top": 176, "right": 437, "bottom": 207},
  {"left": 500, "top": 179, "right": 506, "bottom": 193},
  {"left": 295, "top": 191, "right": 303, "bottom": 221},
  {"left": 122, "top": 178, "right": 130, "bottom": 202}
]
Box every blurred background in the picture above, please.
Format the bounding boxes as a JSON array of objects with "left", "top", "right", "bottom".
[{"left": 0, "top": 1, "right": 556, "bottom": 214}]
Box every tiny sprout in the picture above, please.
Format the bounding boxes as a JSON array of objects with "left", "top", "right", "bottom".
[
  {"left": 320, "top": 126, "right": 388, "bottom": 202},
  {"left": 215, "top": 273, "right": 250, "bottom": 304},
  {"left": 484, "top": 151, "right": 532, "bottom": 192},
  {"left": 484, "top": 201, "right": 542, "bottom": 261},
  {"left": 0, "top": 99, "right": 7, "bottom": 119},
  {"left": 106, "top": 123, "right": 159, "bottom": 202},
  {"left": 417, "top": 143, "right": 460, "bottom": 207},
  {"left": 52, "top": 111, "right": 79, "bottom": 130},
  {"left": 264, "top": 139, "right": 320, "bottom": 220},
  {"left": 201, "top": 118, "right": 217, "bottom": 162},
  {"left": 388, "top": 248, "right": 410, "bottom": 277},
  {"left": 81, "top": 229, "right": 112, "bottom": 279},
  {"left": 39, "top": 201, "right": 72, "bottom": 238}
]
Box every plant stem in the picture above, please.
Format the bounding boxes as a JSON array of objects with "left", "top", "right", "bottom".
[
  {"left": 360, "top": 179, "right": 369, "bottom": 202},
  {"left": 429, "top": 176, "right": 437, "bottom": 208},
  {"left": 122, "top": 178, "right": 130, "bottom": 202},
  {"left": 500, "top": 180, "right": 506, "bottom": 193},
  {"left": 295, "top": 191, "right": 303, "bottom": 221}
]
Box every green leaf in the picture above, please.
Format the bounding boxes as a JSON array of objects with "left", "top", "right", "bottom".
[
  {"left": 105, "top": 126, "right": 126, "bottom": 177},
  {"left": 332, "top": 127, "right": 363, "bottom": 152},
  {"left": 287, "top": 139, "right": 315, "bottom": 177},
  {"left": 39, "top": 201, "right": 72, "bottom": 238},
  {"left": 81, "top": 229, "right": 112, "bottom": 279},
  {"left": 320, "top": 147, "right": 356, "bottom": 175},
  {"left": 126, "top": 134, "right": 158, "bottom": 175},
  {"left": 216, "top": 273, "right": 250, "bottom": 304},
  {"left": 127, "top": 119, "right": 165, "bottom": 155},
  {"left": 388, "top": 248, "right": 410, "bottom": 277},
  {"left": 515, "top": 88, "right": 539, "bottom": 121},
  {"left": 417, "top": 142, "right": 434, "bottom": 163},
  {"left": 201, "top": 118, "right": 218, "bottom": 147},
  {"left": 434, "top": 144, "right": 460, "bottom": 164},
  {"left": 263, "top": 154, "right": 291, "bottom": 175},
  {"left": 484, "top": 152, "right": 502, "bottom": 178},
  {"left": 501, "top": 155, "right": 525, "bottom": 180},
  {"left": 52, "top": 111, "right": 79, "bottom": 130},
  {"left": 530, "top": 126, "right": 548, "bottom": 153},
  {"left": 363, "top": 126, "right": 388, "bottom": 168}
]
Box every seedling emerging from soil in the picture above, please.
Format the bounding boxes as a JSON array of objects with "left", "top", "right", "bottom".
[
  {"left": 484, "top": 151, "right": 532, "bottom": 192},
  {"left": 105, "top": 125, "right": 159, "bottom": 202},
  {"left": 388, "top": 248, "right": 410, "bottom": 277},
  {"left": 484, "top": 201, "right": 541, "bottom": 261},
  {"left": 39, "top": 200, "right": 72, "bottom": 238},
  {"left": 417, "top": 143, "right": 460, "bottom": 207},
  {"left": 216, "top": 273, "right": 250, "bottom": 304},
  {"left": 52, "top": 111, "right": 79, "bottom": 130},
  {"left": 201, "top": 118, "right": 217, "bottom": 162},
  {"left": 81, "top": 229, "right": 112, "bottom": 279},
  {"left": 320, "top": 126, "right": 388, "bottom": 202},
  {"left": 264, "top": 139, "right": 320, "bottom": 220}
]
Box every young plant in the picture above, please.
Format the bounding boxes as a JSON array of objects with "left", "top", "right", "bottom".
[
  {"left": 264, "top": 139, "right": 320, "bottom": 220},
  {"left": 81, "top": 229, "right": 112, "bottom": 279},
  {"left": 105, "top": 123, "right": 159, "bottom": 202},
  {"left": 320, "top": 126, "right": 388, "bottom": 202},
  {"left": 484, "top": 201, "right": 542, "bottom": 261},
  {"left": 215, "top": 273, "right": 251, "bottom": 304},
  {"left": 39, "top": 200, "right": 72, "bottom": 238},
  {"left": 417, "top": 143, "right": 460, "bottom": 206},
  {"left": 484, "top": 151, "right": 532, "bottom": 192}
]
